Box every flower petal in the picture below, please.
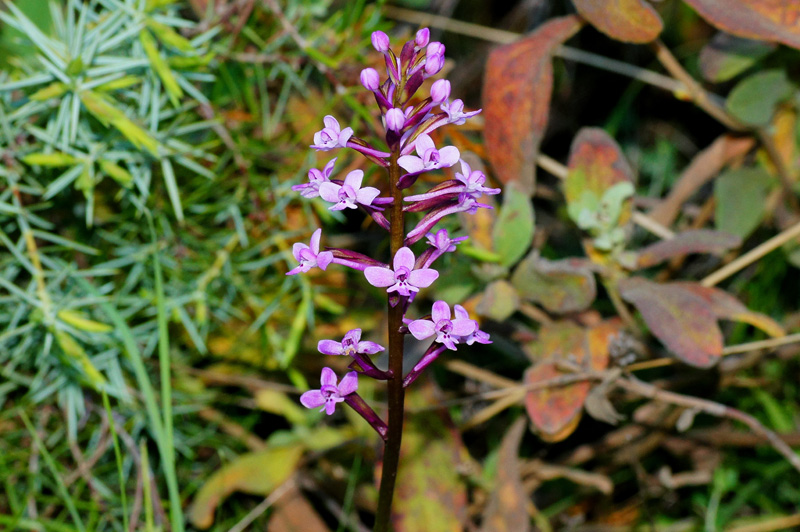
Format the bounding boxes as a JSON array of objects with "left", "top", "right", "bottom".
[
  {"left": 317, "top": 251, "right": 333, "bottom": 271},
  {"left": 393, "top": 247, "right": 415, "bottom": 270},
  {"left": 408, "top": 319, "right": 436, "bottom": 340},
  {"left": 415, "top": 134, "right": 434, "bottom": 157},
  {"left": 325, "top": 400, "right": 337, "bottom": 415},
  {"left": 292, "top": 242, "right": 309, "bottom": 262},
  {"left": 356, "top": 186, "right": 381, "bottom": 206},
  {"left": 318, "top": 182, "right": 341, "bottom": 203},
  {"left": 397, "top": 155, "right": 425, "bottom": 174},
  {"left": 451, "top": 318, "right": 476, "bottom": 336},
  {"left": 344, "top": 328, "right": 362, "bottom": 343},
  {"left": 431, "top": 300, "right": 451, "bottom": 322},
  {"left": 343, "top": 169, "right": 364, "bottom": 190},
  {"left": 320, "top": 367, "right": 337, "bottom": 387},
  {"left": 364, "top": 266, "right": 396, "bottom": 287},
  {"left": 338, "top": 371, "right": 359, "bottom": 395},
  {"left": 322, "top": 157, "right": 337, "bottom": 178},
  {"left": 409, "top": 268, "right": 439, "bottom": 288},
  {"left": 339, "top": 127, "right": 354, "bottom": 146},
  {"left": 453, "top": 304, "right": 469, "bottom": 320},
  {"left": 318, "top": 340, "right": 344, "bottom": 356},
  {"left": 357, "top": 341, "right": 385, "bottom": 354},
  {"left": 300, "top": 390, "right": 325, "bottom": 409},
  {"left": 323, "top": 115, "right": 339, "bottom": 131},
  {"left": 437, "top": 146, "right": 461, "bottom": 168},
  {"left": 309, "top": 228, "right": 322, "bottom": 254}
]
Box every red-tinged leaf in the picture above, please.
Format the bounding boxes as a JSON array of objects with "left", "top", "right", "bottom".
[
  {"left": 683, "top": 0, "right": 800, "bottom": 50},
  {"left": 699, "top": 32, "right": 777, "bottom": 82},
  {"left": 525, "top": 360, "right": 589, "bottom": 441},
  {"left": 636, "top": 229, "right": 742, "bottom": 268},
  {"left": 479, "top": 418, "right": 530, "bottom": 532},
  {"left": 269, "top": 486, "right": 330, "bottom": 532},
  {"left": 573, "top": 0, "right": 663, "bottom": 43},
  {"left": 674, "top": 282, "right": 786, "bottom": 338},
  {"left": 587, "top": 319, "right": 623, "bottom": 371},
  {"left": 392, "top": 386, "right": 468, "bottom": 531},
  {"left": 618, "top": 277, "right": 723, "bottom": 368},
  {"left": 566, "top": 128, "right": 635, "bottom": 207},
  {"left": 526, "top": 322, "right": 592, "bottom": 441},
  {"left": 511, "top": 253, "right": 597, "bottom": 313},
  {"left": 483, "top": 16, "right": 583, "bottom": 195}
]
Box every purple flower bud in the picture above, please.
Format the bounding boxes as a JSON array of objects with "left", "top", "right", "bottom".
[
  {"left": 360, "top": 68, "right": 380, "bottom": 91},
  {"left": 427, "top": 42, "right": 445, "bottom": 57},
  {"left": 430, "top": 79, "right": 451, "bottom": 104},
  {"left": 371, "top": 31, "right": 390, "bottom": 53},
  {"left": 424, "top": 53, "right": 445, "bottom": 77},
  {"left": 385, "top": 107, "right": 406, "bottom": 132},
  {"left": 415, "top": 28, "right": 430, "bottom": 48}
]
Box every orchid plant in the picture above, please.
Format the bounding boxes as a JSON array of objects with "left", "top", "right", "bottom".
[{"left": 288, "top": 27, "right": 498, "bottom": 530}]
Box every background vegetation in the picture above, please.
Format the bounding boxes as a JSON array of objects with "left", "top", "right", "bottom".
[{"left": 1, "top": 0, "right": 799, "bottom": 530}]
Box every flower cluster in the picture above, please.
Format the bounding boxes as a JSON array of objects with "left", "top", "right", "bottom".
[{"left": 288, "top": 28, "right": 496, "bottom": 438}]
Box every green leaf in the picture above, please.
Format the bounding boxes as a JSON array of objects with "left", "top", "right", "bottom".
[
  {"left": 99, "top": 160, "right": 134, "bottom": 188},
  {"left": 57, "top": 309, "right": 113, "bottom": 333},
  {"left": 726, "top": 70, "right": 796, "bottom": 127},
  {"left": 140, "top": 29, "right": 183, "bottom": 107},
  {"left": 145, "top": 18, "right": 195, "bottom": 52},
  {"left": 715, "top": 167, "right": 773, "bottom": 239},
  {"left": 492, "top": 182, "right": 535, "bottom": 267},
  {"left": 23, "top": 152, "right": 81, "bottom": 167},
  {"left": 29, "top": 81, "right": 68, "bottom": 101},
  {"left": 511, "top": 254, "right": 597, "bottom": 313},
  {"left": 699, "top": 32, "right": 776, "bottom": 83},
  {"left": 80, "top": 90, "right": 160, "bottom": 156}
]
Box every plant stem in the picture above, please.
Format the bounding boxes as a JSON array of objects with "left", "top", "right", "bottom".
[{"left": 374, "top": 151, "right": 406, "bottom": 532}]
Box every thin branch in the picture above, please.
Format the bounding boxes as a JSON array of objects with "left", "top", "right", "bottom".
[
  {"left": 617, "top": 375, "right": 800, "bottom": 474},
  {"left": 701, "top": 219, "right": 800, "bottom": 286}
]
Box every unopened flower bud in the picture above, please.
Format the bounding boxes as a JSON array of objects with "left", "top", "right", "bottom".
[
  {"left": 371, "top": 31, "right": 390, "bottom": 53},
  {"left": 415, "top": 28, "right": 430, "bottom": 48},
  {"left": 430, "top": 79, "right": 450, "bottom": 104},
  {"left": 427, "top": 42, "right": 445, "bottom": 58},
  {"left": 385, "top": 107, "right": 406, "bottom": 132},
  {"left": 360, "top": 68, "right": 380, "bottom": 91},
  {"left": 424, "top": 53, "right": 445, "bottom": 77}
]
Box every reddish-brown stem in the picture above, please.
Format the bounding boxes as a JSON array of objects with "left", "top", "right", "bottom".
[{"left": 374, "top": 150, "right": 406, "bottom": 532}]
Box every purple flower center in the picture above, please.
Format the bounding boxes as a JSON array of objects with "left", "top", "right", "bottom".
[
  {"left": 342, "top": 337, "right": 357, "bottom": 356},
  {"left": 423, "top": 148, "right": 440, "bottom": 167},
  {"left": 320, "top": 384, "right": 339, "bottom": 397},
  {"left": 298, "top": 248, "right": 316, "bottom": 262},
  {"left": 436, "top": 319, "right": 453, "bottom": 335},
  {"left": 395, "top": 266, "right": 410, "bottom": 282},
  {"left": 338, "top": 186, "right": 354, "bottom": 202}
]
